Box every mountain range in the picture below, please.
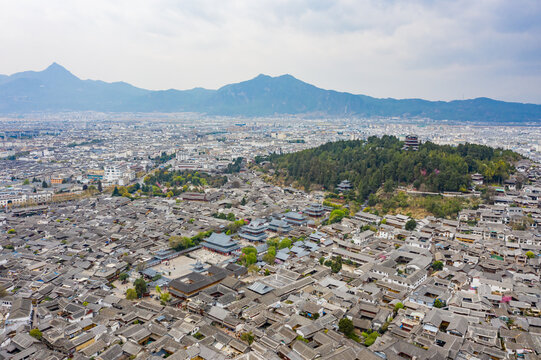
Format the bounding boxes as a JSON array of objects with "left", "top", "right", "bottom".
[{"left": 0, "top": 63, "right": 540, "bottom": 123}]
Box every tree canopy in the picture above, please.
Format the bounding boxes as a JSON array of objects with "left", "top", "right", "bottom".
[
  {"left": 126, "top": 288, "right": 138, "bottom": 300},
  {"left": 142, "top": 169, "right": 227, "bottom": 197},
  {"left": 266, "top": 136, "right": 519, "bottom": 197},
  {"left": 338, "top": 318, "right": 354, "bottom": 336},
  {"left": 405, "top": 219, "right": 417, "bottom": 231},
  {"left": 134, "top": 278, "right": 147, "bottom": 298}
]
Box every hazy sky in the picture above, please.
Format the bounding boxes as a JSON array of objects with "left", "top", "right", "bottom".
[{"left": 1, "top": 0, "right": 540, "bottom": 103}]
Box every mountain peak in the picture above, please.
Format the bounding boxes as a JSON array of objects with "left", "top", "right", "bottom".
[
  {"left": 277, "top": 74, "right": 296, "bottom": 80},
  {"left": 254, "top": 74, "right": 271, "bottom": 80},
  {"left": 45, "top": 62, "right": 70, "bottom": 73},
  {"left": 39, "top": 62, "right": 79, "bottom": 82},
  {"left": 253, "top": 73, "right": 298, "bottom": 81}
]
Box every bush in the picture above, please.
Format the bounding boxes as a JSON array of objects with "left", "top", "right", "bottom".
[
  {"left": 296, "top": 335, "right": 309, "bottom": 343},
  {"left": 126, "top": 288, "right": 138, "bottom": 300},
  {"left": 434, "top": 299, "right": 445, "bottom": 308},
  {"left": 240, "top": 331, "right": 255, "bottom": 345},
  {"left": 119, "top": 273, "right": 129, "bottom": 281},
  {"left": 364, "top": 331, "right": 380, "bottom": 346},
  {"left": 193, "top": 332, "right": 205, "bottom": 340},
  {"left": 29, "top": 328, "right": 42, "bottom": 340}
]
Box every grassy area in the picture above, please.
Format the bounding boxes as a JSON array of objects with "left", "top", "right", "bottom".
[{"left": 367, "top": 191, "right": 481, "bottom": 219}]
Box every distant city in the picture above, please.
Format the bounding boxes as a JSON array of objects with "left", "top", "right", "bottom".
[{"left": 1, "top": 113, "right": 539, "bottom": 195}]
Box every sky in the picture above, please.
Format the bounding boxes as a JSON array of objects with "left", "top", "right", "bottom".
[{"left": 1, "top": 0, "right": 540, "bottom": 103}]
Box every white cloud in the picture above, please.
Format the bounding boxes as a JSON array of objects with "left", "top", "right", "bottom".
[{"left": 0, "top": 0, "right": 539, "bottom": 102}]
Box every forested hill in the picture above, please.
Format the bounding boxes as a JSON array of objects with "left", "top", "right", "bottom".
[{"left": 263, "top": 136, "right": 520, "bottom": 198}]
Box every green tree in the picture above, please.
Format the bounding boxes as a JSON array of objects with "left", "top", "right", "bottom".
[
  {"left": 112, "top": 187, "right": 121, "bottom": 197},
  {"left": 226, "top": 219, "right": 246, "bottom": 234},
  {"left": 240, "top": 331, "right": 255, "bottom": 345},
  {"left": 338, "top": 318, "right": 354, "bottom": 336},
  {"left": 245, "top": 253, "right": 257, "bottom": 266},
  {"left": 394, "top": 302, "right": 404, "bottom": 312},
  {"left": 134, "top": 278, "right": 147, "bottom": 298},
  {"left": 279, "top": 238, "right": 292, "bottom": 249},
  {"left": 23, "top": 179, "right": 30, "bottom": 185},
  {"left": 119, "top": 273, "right": 129, "bottom": 281},
  {"left": 160, "top": 292, "right": 171, "bottom": 304},
  {"left": 433, "top": 299, "right": 445, "bottom": 308},
  {"left": 383, "top": 180, "right": 395, "bottom": 193},
  {"left": 331, "top": 261, "right": 342, "bottom": 273},
  {"left": 42, "top": 180, "right": 48, "bottom": 188},
  {"left": 241, "top": 246, "right": 257, "bottom": 255},
  {"left": 405, "top": 219, "right": 417, "bottom": 231},
  {"left": 126, "top": 288, "right": 138, "bottom": 300},
  {"left": 431, "top": 261, "right": 444, "bottom": 271},
  {"left": 29, "top": 328, "right": 42, "bottom": 340},
  {"left": 169, "top": 236, "right": 194, "bottom": 251},
  {"left": 319, "top": 256, "right": 325, "bottom": 265},
  {"left": 329, "top": 209, "right": 346, "bottom": 224},
  {"left": 262, "top": 252, "right": 275, "bottom": 264},
  {"left": 526, "top": 251, "right": 536, "bottom": 259},
  {"left": 324, "top": 259, "right": 333, "bottom": 267},
  {"left": 364, "top": 331, "right": 380, "bottom": 346}
]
